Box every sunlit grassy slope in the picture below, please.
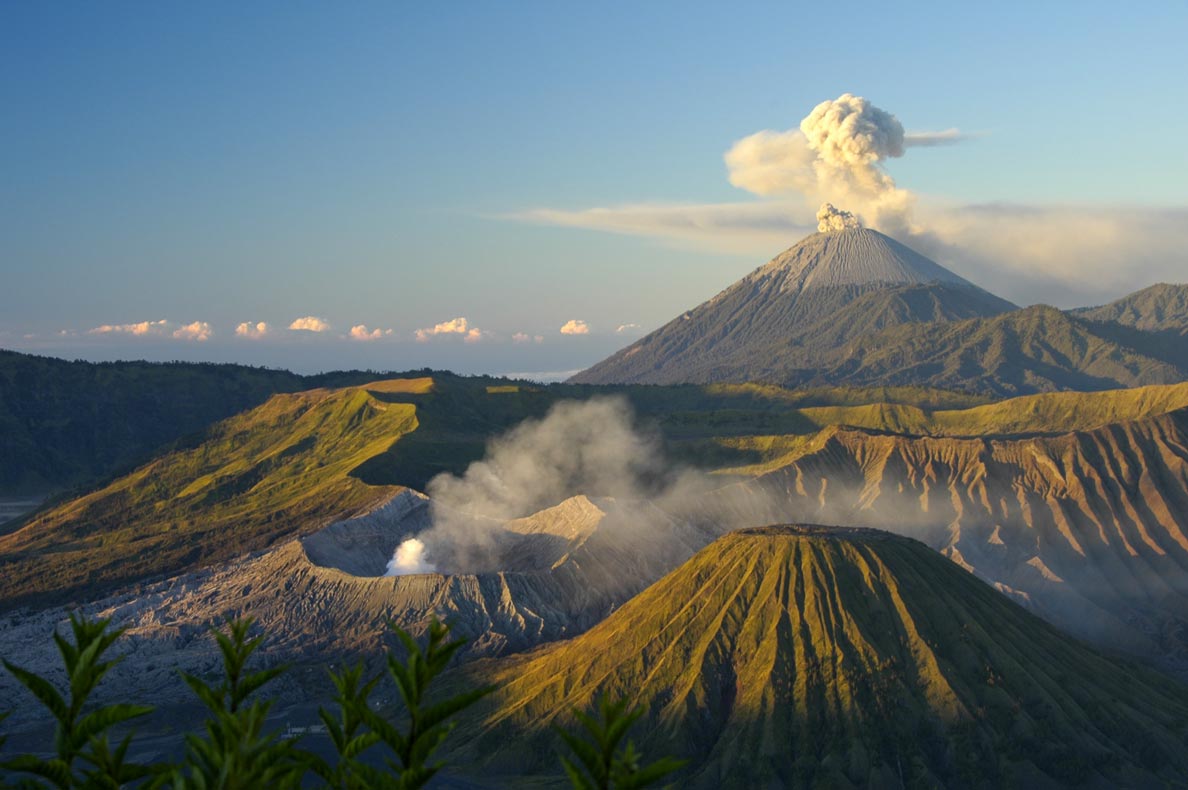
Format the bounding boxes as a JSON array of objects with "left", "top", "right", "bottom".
[
  {"left": 0, "top": 381, "right": 426, "bottom": 609},
  {"left": 0, "top": 349, "right": 392, "bottom": 495},
  {"left": 703, "top": 381, "right": 1188, "bottom": 473},
  {"left": 7, "top": 374, "right": 1188, "bottom": 611},
  {"left": 458, "top": 527, "right": 1188, "bottom": 788}
]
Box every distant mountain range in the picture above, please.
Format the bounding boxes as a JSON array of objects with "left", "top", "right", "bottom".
[
  {"left": 572, "top": 228, "right": 1188, "bottom": 395},
  {"left": 1073, "top": 282, "right": 1188, "bottom": 332},
  {"left": 456, "top": 527, "right": 1188, "bottom": 787}
]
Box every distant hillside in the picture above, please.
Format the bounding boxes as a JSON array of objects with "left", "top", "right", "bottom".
[
  {"left": 0, "top": 349, "right": 391, "bottom": 496},
  {"left": 815, "top": 304, "right": 1187, "bottom": 396},
  {"left": 458, "top": 527, "right": 1188, "bottom": 788},
  {"left": 1072, "top": 283, "right": 1188, "bottom": 331},
  {"left": 572, "top": 230, "right": 1188, "bottom": 395}
]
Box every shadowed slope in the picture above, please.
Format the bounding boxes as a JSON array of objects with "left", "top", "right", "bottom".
[
  {"left": 459, "top": 527, "right": 1188, "bottom": 788},
  {"left": 1073, "top": 283, "right": 1188, "bottom": 332},
  {"left": 820, "top": 304, "right": 1187, "bottom": 396}
]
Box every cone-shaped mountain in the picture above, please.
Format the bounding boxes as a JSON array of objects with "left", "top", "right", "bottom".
[
  {"left": 457, "top": 526, "right": 1188, "bottom": 788},
  {"left": 571, "top": 228, "right": 1017, "bottom": 386}
]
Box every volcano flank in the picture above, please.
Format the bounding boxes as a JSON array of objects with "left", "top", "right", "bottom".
[{"left": 457, "top": 526, "right": 1188, "bottom": 788}]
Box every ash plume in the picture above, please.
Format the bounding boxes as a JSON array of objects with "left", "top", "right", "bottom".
[
  {"left": 817, "top": 203, "right": 862, "bottom": 232},
  {"left": 726, "top": 92, "right": 920, "bottom": 235}
]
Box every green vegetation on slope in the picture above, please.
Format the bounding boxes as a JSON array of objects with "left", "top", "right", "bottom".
[
  {"left": 0, "top": 349, "right": 398, "bottom": 496},
  {"left": 697, "top": 381, "right": 1188, "bottom": 473},
  {"left": 10, "top": 370, "right": 1188, "bottom": 612},
  {"left": 457, "top": 527, "right": 1188, "bottom": 788},
  {"left": 0, "top": 381, "right": 425, "bottom": 610}
]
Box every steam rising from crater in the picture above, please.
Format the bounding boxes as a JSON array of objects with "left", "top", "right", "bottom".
[
  {"left": 385, "top": 538, "right": 435, "bottom": 576},
  {"left": 409, "top": 398, "right": 791, "bottom": 574}
]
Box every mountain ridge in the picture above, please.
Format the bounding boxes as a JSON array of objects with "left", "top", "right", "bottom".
[{"left": 572, "top": 232, "right": 1188, "bottom": 395}]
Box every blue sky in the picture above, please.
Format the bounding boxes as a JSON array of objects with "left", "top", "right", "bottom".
[{"left": 3, "top": 1, "right": 1186, "bottom": 375}]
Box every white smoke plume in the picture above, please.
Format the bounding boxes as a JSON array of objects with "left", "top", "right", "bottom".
[
  {"left": 726, "top": 93, "right": 921, "bottom": 235},
  {"left": 384, "top": 538, "right": 436, "bottom": 576},
  {"left": 410, "top": 398, "right": 793, "bottom": 575},
  {"left": 816, "top": 203, "right": 861, "bottom": 232},
  {"left": 429, "top": 398, "right": 662, "bottom": 521}
]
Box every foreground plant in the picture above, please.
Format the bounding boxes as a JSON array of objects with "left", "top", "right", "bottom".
[
  {"left": 556, "top": 695, "right": 685, "bottom": 790},
  {"left": 311, "top": 661, "right": 381, "bottom": 789},
  {"left": 169, "top": 617, "right": 309, "bottom": 789},
  {"left": 0, "top": 614, "right": 157, "bottom": 788},
  {"left": 2, "top": 616, "right": 684, "bottom": 788},
  {"left": 317, "top": 619, "right": 494, "bottom": 789}
]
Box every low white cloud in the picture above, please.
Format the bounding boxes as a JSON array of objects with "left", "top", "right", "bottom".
[
  {"left": 172, "top": 321, "right": 212, "bottom": 342},
  {"left": 615, "top": 323, "right": 641, "bottom": 334},
  {"left": 904, "top": 128, "right": 974, "bottom": 147},
  {"left": 86, "top": 319, "right": 210, "bottom": 341},
  {"left": 510, "top": 201, "right": 807, "bottom": 254},
  {"left": 415, "top": 317, "right": 489, "bottom": 343},
  {"left": 349, "top": 324, "right": 393, "bottom": 341},
  {"left": 512, "top": 332, "right": 532, "bottom": 343},
  {"left": 289, "top": 316, "right": 331, "bottom": 333},
  {"left": 88, "top": 319, "right": 170, "bottom": 337},
  {"left": 235, "top": 321, "right": 271, "bottom": 339},
  {"left": 560, "top": 319, "right": 590, "bottom": 335},
  {"left": 908, "top": 203, "right": 1188, "bottom": 305}
]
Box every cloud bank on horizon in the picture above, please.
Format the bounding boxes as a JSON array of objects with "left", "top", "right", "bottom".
[
  {"left": 512, "top": 93, "right": 1188, "bottom": 305},
  {"left": 87, "top": 319, "right": 213, "bottom": 342}
]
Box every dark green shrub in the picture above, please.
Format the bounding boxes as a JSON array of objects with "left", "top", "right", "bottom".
[
  {"left": 0, "top": 614, "right": 157, "bottom": 788},
  {"left": 168, "top": 618, "right": 309, "bottom": 789},
  {"left": 555, "top": 695, "right": 685, "bottom": 790}
]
